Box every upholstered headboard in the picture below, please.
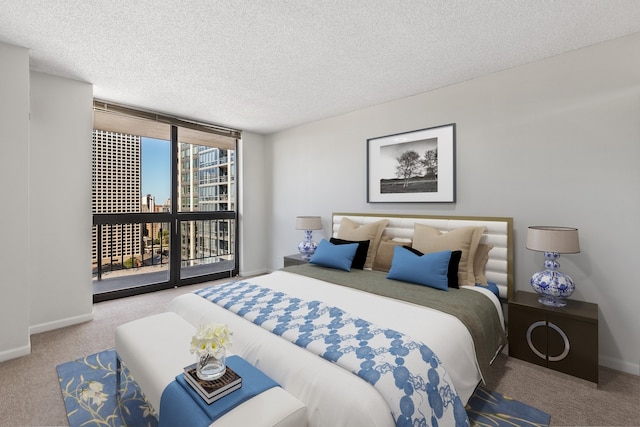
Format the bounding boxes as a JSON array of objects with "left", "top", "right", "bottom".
[{"left": 332, "top": 212, "right": 514, "bottom": 300}]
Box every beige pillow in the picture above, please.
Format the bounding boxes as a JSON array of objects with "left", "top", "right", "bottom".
[
  {"left": 473, "top": 244, "right": 493, "bottom": 285},
  {"left": 412, "top": 224, "right": 485, "bottom": 286},
  {"left": 338, "top": 218, "right": 389, "bottom": 269},
  {"left": 372, "top": 238, "right": 408, "bottom": 272}
]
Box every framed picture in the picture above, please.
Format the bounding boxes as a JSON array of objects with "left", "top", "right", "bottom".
[{"left": 367, "top": 123, "right": 456, "bottom": 203}]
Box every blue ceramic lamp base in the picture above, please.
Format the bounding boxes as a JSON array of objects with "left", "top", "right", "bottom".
[
  {"left": 530, "top": 252, "right": 575, "bottom": 308},
  {"left": 298, "top": 230, "right": 317, "bottom": 261}
]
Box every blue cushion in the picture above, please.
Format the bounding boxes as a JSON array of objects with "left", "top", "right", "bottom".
[
  {"left": 329, "top": 237, "right": 370, "bottom": 269},
  {"left": 476, "top": 281, "right": 500, "bottom": 297},
  {"left": 387, "top": 246, "right": 451, "bottom": 291},
  {"left": 309, "top": 239, "right": 358, "bottom": 271},
  {"left": 403, "top": 246, "right": 461, "bottom": 288}
]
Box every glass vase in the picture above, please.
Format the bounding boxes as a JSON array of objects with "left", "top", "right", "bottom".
[{"left": 196, "top": 349, "right": 226, "bottom": 381}]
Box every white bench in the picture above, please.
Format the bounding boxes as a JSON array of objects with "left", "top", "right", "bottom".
[{"left": 115, "top": 312, "right": 307, "bottom": 427}]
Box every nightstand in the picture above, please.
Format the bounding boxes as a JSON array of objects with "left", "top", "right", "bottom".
[
  {"left": 283, "top": 253, "right": 308, "bottom": 267},
  {"left": 508, "top": 291, "right": 598, "bottom": 383}
]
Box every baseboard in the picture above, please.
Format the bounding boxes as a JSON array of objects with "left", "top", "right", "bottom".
[
  {"left": 239, "top": 268, "right": 269, "bottom": 277},
  {"left": 29, "top": 311, "right": 94, "bottom": 335},
  {"left": 600, "top": 354, "right": 640, "bottom": 376},
  {"left": 0, "top": 343, "right": 31, "bottom": 363}
]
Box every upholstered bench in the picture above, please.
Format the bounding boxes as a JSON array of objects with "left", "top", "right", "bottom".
[{"left": 115, "top": 312, "right": 307, "bottom": 427}]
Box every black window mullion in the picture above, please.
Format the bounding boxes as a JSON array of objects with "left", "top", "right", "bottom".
[{"left": 170, "top": 125, "right": 180, "bottom": 284}]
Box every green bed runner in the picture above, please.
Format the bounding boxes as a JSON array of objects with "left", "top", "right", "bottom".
[{"left": 283, "top": 264, "right": 506, "bottom": 383}]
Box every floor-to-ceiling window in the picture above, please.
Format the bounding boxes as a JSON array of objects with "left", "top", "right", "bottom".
[{"left": 91, "top": 101, "right": 240, "bottom": 302}]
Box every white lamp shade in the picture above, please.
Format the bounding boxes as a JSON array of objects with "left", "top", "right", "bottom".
[
  {"left": 296, "top": 216, "right": 322, "bottom": 230},
  {"left": 526, "top": 226, "right": 580, "bottom": 254}
]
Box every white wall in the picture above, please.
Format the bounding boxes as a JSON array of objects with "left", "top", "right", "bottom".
[
  {"left": 238, "top": 131, "right": 269, "bottom": 277},
  {"left": 28, "top": 72, "right": 94, "bottom": 333},
  {"left": 0, "top": 42, "right": 94, "bottom": 363},
  {"left": 265, "top": 33, "right": 640, "bottom": 375},
  {"left": 0, "top": 42, "right": 31, "bottom": 361}
]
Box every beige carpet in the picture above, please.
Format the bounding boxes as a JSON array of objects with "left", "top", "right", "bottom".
[{"left": 0, "top": 280, "right": 638, "bottom": 426}]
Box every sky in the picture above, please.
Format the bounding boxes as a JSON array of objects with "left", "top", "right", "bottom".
[
  {"left": 379, "top": 138, "right": 437, "bottom": 179},
  {"left": 141, "top": 137, "right": 170, "bottom": 203}
]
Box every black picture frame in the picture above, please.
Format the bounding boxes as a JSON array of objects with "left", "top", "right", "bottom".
[{"left": 367, "top": 123, "right": 456, "bottom": 203}]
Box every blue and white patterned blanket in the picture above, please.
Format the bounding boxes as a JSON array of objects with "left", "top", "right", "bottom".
[{"left": 195, "top": 281, "right": 469, "bottom": 427}]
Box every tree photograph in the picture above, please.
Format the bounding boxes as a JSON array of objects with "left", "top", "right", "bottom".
[{"left": 379, "top": 138, "right": 438, "bottom": 194}]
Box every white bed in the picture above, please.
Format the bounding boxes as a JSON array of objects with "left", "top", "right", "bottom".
[{"left": 168, "top": 213, "right": 513, "bottom": 427}]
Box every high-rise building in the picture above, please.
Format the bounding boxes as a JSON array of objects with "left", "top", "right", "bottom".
[
  {"left": 92, "top": 130, "right": 141, "bottom": 266},
  {"left": 197, "top": 146, "right": 235, "bottom": 262},
  {"left": 141, "top": 194, "right": 155, "bottom": 213},
  {"left": 179, "top": 144, "right": 235, "bottom": 265}
]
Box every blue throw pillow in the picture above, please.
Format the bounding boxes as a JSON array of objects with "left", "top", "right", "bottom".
[
  {"left": 387, "top": 246, "right": 452, "bottom": 291},
  {"left": 329, "top": 237, "right": 370, "bottom": 270},
  {"left": 476, "top": 281, "right": 500, "bottom": 297},
  {"left": 309, "top": 239, "right": 359, "bottom": 271},
  {"left": 403, "top": 246, "right": 461, "bottom": 288}
]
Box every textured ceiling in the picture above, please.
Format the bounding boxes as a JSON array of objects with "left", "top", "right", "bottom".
[{"left": 1, "top": 1, "right": 640, "bottom": 134}]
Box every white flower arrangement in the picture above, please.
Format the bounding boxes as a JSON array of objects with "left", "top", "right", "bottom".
[{"left": 190, "top": 323, "right": 233, "bottom": 359}]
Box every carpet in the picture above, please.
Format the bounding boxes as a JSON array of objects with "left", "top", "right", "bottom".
[{"left": 57, "top": 349, "right": 550, "bottom": 427}]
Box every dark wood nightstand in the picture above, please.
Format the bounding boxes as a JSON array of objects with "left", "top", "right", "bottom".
[
  {"left": 508, "top": 291, "right": 598, "bottom": 383},
  {"left": 283, "top": 253, "right": 308, "bottom": 267}
]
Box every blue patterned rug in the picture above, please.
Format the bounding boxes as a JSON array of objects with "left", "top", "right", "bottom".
[{"left": 56, "top": 349, "right": 550, "bottom": 427}]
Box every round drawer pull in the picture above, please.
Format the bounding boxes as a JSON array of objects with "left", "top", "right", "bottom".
[{"left": 526, "top": 321, "right": 570, "bottom": 362}]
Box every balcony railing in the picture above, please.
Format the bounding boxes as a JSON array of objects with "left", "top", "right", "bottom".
[
  {"left": 199, "top": 175, "right": 234, "bottom": 185},
  {"left": 199, "top": 194, "right": 233, "bottom": 202},
  {"left": 92, "top": 212, "right": 237, "bottom": 296}
]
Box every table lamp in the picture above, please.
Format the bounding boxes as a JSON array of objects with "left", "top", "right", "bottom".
[
  {"left": 296, "top": 216, "right": 323, "bottom": 260},
  {"left": 526, "top": 226, "right": 580, "bottom": 307}
]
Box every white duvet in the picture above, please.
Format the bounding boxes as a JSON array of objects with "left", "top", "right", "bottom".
[{"left": 168, "top": 270, "right": 504, "bottom": 427}]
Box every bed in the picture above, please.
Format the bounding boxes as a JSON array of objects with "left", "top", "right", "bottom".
[{"left": 167, "top": 213, "right": 513, "bottom": 427}]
